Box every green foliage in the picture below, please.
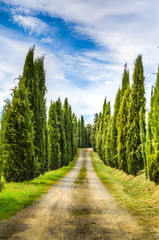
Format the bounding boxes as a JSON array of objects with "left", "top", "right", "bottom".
[
  {"left": 18, "top": 47, "right": 48, "bottom": 175},
  {"left": 34, "top": 57, "right": 48, "bottom": 174},
  {"left": 72, "top": 113, "right": 78, "bottom": 157},
  {"left": 48, "top": 101, "right": 61, "bottom": 170},
  {"left": 126, "top": 55, "right": 145, "bottom": 175},
  {"left": 111, "top": 88, "right": 121, "bottom": 168},
  {"left": 80, "top": 116, "right": 85, "bottom": 148},
  {"left": 117, "top": 85, "right": 130, "bottom": 173},
  {"left": 85, "top": 124, "right": 92, "bottom": 147},
  {"left": 105, "top": 117, "right": 113, "bottom": 166},
  {"left": 101, "top": 101, "right": 111, "bottom": 162},
  {"left": 63, "top": 98, "right": 72, "bottom": 165},
  {"left": 147, "top": 69, "right": 159, "bottom": 183},
  {"left": 92, "top": 56, "right": 146, "bottom": 179},
  {"left": 90, "top": 113, "right": 98, "bottom": 151},
  {"left": 55, "top": 98, "right": 67, "bottom": 167},
  {"left": 3, "top": 85, "right": 35, "bottom": 182},
  {"left": 116, "top": 64, "right": 130, "bottom": 173}
]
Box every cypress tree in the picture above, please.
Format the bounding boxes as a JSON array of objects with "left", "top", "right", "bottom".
[
  {"left": 147, "top": 68, "right": 159, "bottom": 183},
  {"left": 126, "top": 55, "right": 146, "bottom": 175},
  {"left": 48, "top": 101, "right": 61, "bottom": 170},
  {"left": 90, "top": 113, "right": 98, "bottom": 151},
  {"left": 96, "top": 112, "right": 102, "bottom": 157},
  {"left": 3, "top": 84, "right": 35, "bottom": 182},
  {"left": 111, "top": 88, "right": 121, "bottom": 168},
  {"left": 105, "top": 117, "right": 113, "bottom": 166},
  {"left": 55, "top": 98, "right": 67, "bottom": 167},
  {"left": 63, "top": 98, "right": 71, "bottom": 165},
  {"left": 101, "top": 101, "right": 111, "bottom": 162},
  {"left": 77, "top": 119, "right": 81, "bottom": 148},
  {"left": 116, "top": 64, "right": 130, "bottom": 172},
  {"left": 86, "top": 124, "right": 92, "bottom": 147},
  {"left": 34, "top": 57, "right": 48, "bottom": 173},
  {"left": 20, "top": 47, "right": 48, "bottom": 174},
  {"left": 72, "top": 113, "right": 78, "bottom": 157},
  {"left": 80, "top": 116, "right": 85, "bottom": 148},
  {"left": 117, "top": 85, "right": 130, "bottom": 173},
  {"left": 68, "top": 105, "right": 73, "bottom": 161}
]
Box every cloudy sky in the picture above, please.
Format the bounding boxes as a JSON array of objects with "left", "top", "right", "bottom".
[{"left": 0, "top": 0, "right": 159, "bottom": 123}]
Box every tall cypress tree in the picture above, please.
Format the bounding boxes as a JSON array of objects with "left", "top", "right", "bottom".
[
  {"left": 86, "top": 124, "right": 92, "bottom": 147},
  {"left": 96, "top": 112, "right": 102, "bottom": 157},
  {"left": 55, "top": 98, "right": 67, "bottom": 167},
  {"left": 20, "top": 47, "right": 48, "bottom": 174},
  {"left": 105, "top": 117, "right": 113, "bottom": 166},
  {"left": 126, "top": 55, "right": 146, "bottom": 175},
  {"left": 77, "top": 119, "right": 81, "bottom": 148},
  {"left": 72, "top": 113, "right": 78, "bottom": 157},
  {"left": 111, "top": 88, "right": 121, "bottom": 168},
  {"left": 101, "top": 101, "right": 111, "bottom": 162},
  {"left": 117, "top": 85, "right": 130, "bottom": 173},
  {"left": 90, "top": 113, "right": 98, "bottom": 151},
  {"left": 80, "top": 116, "right": 85, "bottom": 148},
  {"left": 34, "top": 57, "right": 48, "bottom": 173},
  {"left": 3, "top": 84, "right": 35, "bottom": 182},
  {"left": 116, "top": 64, "right": 130, "bottom": 172},
  {"left": 63, "top": 98, "right": 71, "bottom": 165},
  {"left": 68, "top": 105, "right": 73, "bottom": 161},
  {"left": 147, "top": 68, "right": 159, "bottom": 183},
  {"left": 48, "top": 101, "right": 61, "bottom": 170}
]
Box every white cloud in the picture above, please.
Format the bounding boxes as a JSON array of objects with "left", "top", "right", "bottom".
[
  {"left": 13, "top": 14, "right": 48, "bottom": 35},
  {"left": 41, "top": 37, "right": 53, "bottom": 43}
]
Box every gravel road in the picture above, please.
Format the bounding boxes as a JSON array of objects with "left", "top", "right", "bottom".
[{"left": 0, "top": 149, "right": 157, "bottom": 240}]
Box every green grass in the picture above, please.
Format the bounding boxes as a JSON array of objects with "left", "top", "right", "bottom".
[
  {"left": 0, "top": 149, "right": 81, "bottom": 222},
  {"left": 74, "top": 151, "right": 88, "bottom": 185},
  {"left": 91, "top": 151, "right": 159, "bottom": 227}
]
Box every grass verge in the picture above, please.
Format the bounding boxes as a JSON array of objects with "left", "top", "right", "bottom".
[
  {"left": 91, "top": 151, "right": 159, "bottom": 228},
  {"left": 0, "top": 149, "right": 81, "bottom": 222}
]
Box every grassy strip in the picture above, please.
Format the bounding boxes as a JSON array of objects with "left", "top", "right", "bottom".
[
  {"left": 74, "top": 151, "right": 87, "bottom": 185},
  {"left": 0, "top": 149, "right": 81, "bottom": 222},
  {"left": 91, "top": 151, "right": 159, "bottom": 227}
]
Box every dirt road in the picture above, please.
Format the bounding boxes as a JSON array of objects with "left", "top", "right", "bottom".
[{"left": 0, "top": 149, "right": 158, "bottom": 240}]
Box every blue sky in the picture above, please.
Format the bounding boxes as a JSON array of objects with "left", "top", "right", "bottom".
[{"left": 0, "top": 0, "right": 159, "bottom": 123}]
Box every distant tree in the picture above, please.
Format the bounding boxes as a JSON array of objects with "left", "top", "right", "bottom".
[
  {"left": 77, "top": 119, "right": 81, "bottom": 148},
  {"left": 80, "top": 116, "right": 85, "bottom": 148},
  {"left": 90, "top": 113, "right": 98, "bottom": 151},
  {"left": 86, "top": 124, "right": 92, "bottom": 147}
]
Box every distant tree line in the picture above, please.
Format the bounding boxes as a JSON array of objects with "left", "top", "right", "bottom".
[
  {"left": 0, "top": 47, "right": 91, "bottom": 188},
  {"left": 91, "top": 54, "right": 159, "bottom": 184}
]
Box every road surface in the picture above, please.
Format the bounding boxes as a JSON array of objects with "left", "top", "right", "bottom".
[{"left": 0, "top": 149, "right": 157, "bottom": 239}]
